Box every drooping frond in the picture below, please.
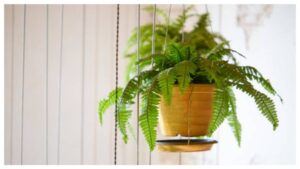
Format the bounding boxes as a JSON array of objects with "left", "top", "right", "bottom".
[
  {"left": 117, "top": 78, "right": 139, "bottom": 143},
  {"left": 158, "top": 68, "right": 176, "bottom": 104},
  {"left": 233, "top": 82, "right": 279, "bottom": 130},
  {"left": 254, "top": 91, "right": 279, "bottom": 130},
  {"left": 241, "top": 66, "right": 282, "bottom": 102},
  {"left": 199, "top": 58, "right": 279, "bottom": 135},
  {"left": 139, "top": 76, "right": 160, "bottom": 151},
  {"left": 226, "top": 87, "right": 242, "bottom": 146},
  {"left": 127, "top": 122, "right": 137, "bottom": 141},
  {"left": 174, "top": 60, "right": 197, "bottom": 92},
  {"left": 208, "top": 88, "right": 230, "bottom": 136},
  {"left": 118, "top": 70, "right": 158, "bottom": 143},
  {"left": 117, "top": 105, "right": 131, "bottom": 143},
  {"left": 98, "top": 87, "right": 123, "bottom": 125},
  {"left": 215, "top": 62, "right": 279, "bottom": 131}
]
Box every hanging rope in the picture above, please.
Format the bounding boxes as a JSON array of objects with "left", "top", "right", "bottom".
[
  {"left": 178, "top": 4, "right": 186, "bottom": 165},
  {"left": 46, "top": 4, "right": 49, "bottom": 165},
  {"left": 136, "top": 4, "right": 141, "bottom": 165},
  {"left": 114, "top": 4, "right": 120, "bottom": 165},
  {"left": 80, "top": 5, "right": 86, "bottom": 165},
  {"left": 10, "top": 5, "right": 15, "bottom": 165},
  {"left": 163, "top": 4, "right": 172, "bottom": 53},
  {"left": 151, "top": 4, "right": 156, "bottom": 68},
  {"left": 149, "top": 4, "right": 157, "bottom": 165},
  {"left": 181, "top": 4, "right": 185, "bottom": 43},
  {"left": 205, "top": 5, "right": 214, "bottom": 33},
  {"left": 20, "top": 4, "right": 27, "bottom": 165},
  {"left": 57, "top": 4, "right": 64, "bottom": 164}
]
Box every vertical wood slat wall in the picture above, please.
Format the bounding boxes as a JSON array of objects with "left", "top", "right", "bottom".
[{"left": 4, "top": 4, "right": 221, "bottom": 165}]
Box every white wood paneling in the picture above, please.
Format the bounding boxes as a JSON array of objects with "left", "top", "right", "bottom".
[
  {"left": 47, "top": 4, "right": 63, "bottom": 165},
  {"left": 22, "top": 5, "right": 47, "bottom": 164},
  {"left": 59, "top": 5, "right": 84, "bottom": 164},
  {"left": 10, "top": 5, "right": 26, "bottom": 165},
  {"left": 82, "top": 5, "right": 97, "bottom": 164},
  {"left": 95, "top": 5, "right": 115, "bottom": 165},
  {"left": 4, "top": 4, "right": 13, "bottom": 165}
]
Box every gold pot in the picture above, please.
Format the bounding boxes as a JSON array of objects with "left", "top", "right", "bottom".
[{"left": 159, "top": 84, "right": 215, "bottom": 137}]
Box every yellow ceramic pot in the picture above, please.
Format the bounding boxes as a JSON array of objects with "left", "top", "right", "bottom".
[{"left": 159, "top": 84, "right": 215, "bottom": 137}]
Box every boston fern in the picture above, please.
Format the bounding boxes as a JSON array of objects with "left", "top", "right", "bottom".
[{"left": 98, "top": 6, "right": 281, "bottom": 151}]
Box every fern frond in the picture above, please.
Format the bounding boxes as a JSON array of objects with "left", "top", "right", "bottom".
[
  {"left": 232, "top": 82, "right": 279, "bottom": 130},
  {"left": 158, "top": 68, "right": 176, "bottom": 104},
  {"left": 194, "top": 13, "right": 210, "bottom": 31},
  {"left": 174, "top": 60, "right": 197, "bottom": 92},
  {"left": 125, "top": 57, "right": 137, "bottom": 82},
  {"left": 166, "top": 44, "right": 183, "bottom": 63},
  {"left": 127, "top": 122, "right": 137, "bottom": 141},
  {"left": 171, "top": 5, "right": 194, "bottom": 31},
  {"left": 143, "top": 6, "right": 168, "bottom": 24},
  {"left": 137, "top": 53, "right": 166, "bottom": 69},
  {"left": 241, "top": 66, "right": 282, "bottom": 102},
  {"left": 204, "top": 41, "right": 229, "bottom": 59},
  {"left": 139, "top": 76, "right": 160, "bottom": 151},
  {"left": 118, "top": 70, "right": 159, "bottom": 143},
  {"left": 254, "top": 91, "right": 279, "bottom": 130},
  {"left": 208, "top": 88, "right": 230, "bottom": 136},
  {"left": 98, "top": 87, "right": 123, "bottom": 125},
  {"left": 226, "top": 87, "right": 242, "bottom": 146},
  {"left": 117, "top": 77, "right": 139, "bottom": 143},
  {"left": 117, "top": 105, "right": 131, "bottom": 143}
]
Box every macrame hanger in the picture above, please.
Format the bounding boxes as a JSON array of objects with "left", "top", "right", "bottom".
[
  {"left": 149, "top": 4, "right": 157, "bottom": 165},
  {"left": 205, "top": 4, "right": 214, "bottom": 33},
  {"left": 181, "top": 4, "right": 185, "bottom": 43},
  {"left": 163, "top": 4, "right": 172, "bottom": 53},
  {"left": 136, "top": 4, "right": 141, "bottom": 165},
  {"left": 179, "top": 4, "right": 186, "bottom": 165},
  {"left": 151, "top": 4, "right": 157, "bottom": 68},
  {"left": 114, "top": 4, "right": 120, "bottom": 165}
]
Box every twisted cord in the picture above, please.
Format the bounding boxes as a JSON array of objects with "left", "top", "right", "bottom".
[{"left": 114, "top": 4, "right": 120, "bottom": 165}]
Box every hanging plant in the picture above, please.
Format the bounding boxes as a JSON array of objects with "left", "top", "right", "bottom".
[{"left": 98, "top": 5, "right": 282, "bottom": 151}]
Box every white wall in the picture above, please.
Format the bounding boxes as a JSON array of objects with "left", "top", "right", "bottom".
[{"left": 4, "top": 4, "right": 295, "bottom": 165}]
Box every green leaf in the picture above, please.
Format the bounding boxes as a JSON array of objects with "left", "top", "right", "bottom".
[
  {"left": 208, "top": 88, "right": 230, "bottom": 136},
  {"left": 158, "top": 68, "right": 176, "bottom": 104},
  {"left": 118, "top": 70, "right": 159, "bottom": 143},
  {"left": 232, "top": 82, "right": 279, "bottom": 130},
  {"left": 171, "top": 5, "right": 194, "bottom": 31},
  {"left": 117, "top": 79, "right": 138, "bottom": 143},
  {"left": 241, "top": 66, "right": 283, "bottom": 102},
  {"left": 98, "top": 87, "right": 123, "bottom": 125},
  {"left": 166, "top": 44, "right": 183, "bottom": 63},
  {"left": 204, "top": 41, "right": 229, "bottom": 59},
  {"left": 139, "top": 76, "right": 160, "bottom": 151},
  {"left": 174, "top": 60, "right": 197, "bottom": 93},
  {"left": 254, "top": 91, "right": 279, "bottom": 130},
  {"left": 143, "top": 5, "right": 168, "bottom": 25},
  {"left": 226, "top": 87, "right": 242, "bottom": 146},
  {"left": 127, "top": 122, "right": 137, "bottom": 141}
]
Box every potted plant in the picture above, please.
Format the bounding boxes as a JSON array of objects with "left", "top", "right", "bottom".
[{"left": 98, "top": 6, "right": 281, "bottom": 151}]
